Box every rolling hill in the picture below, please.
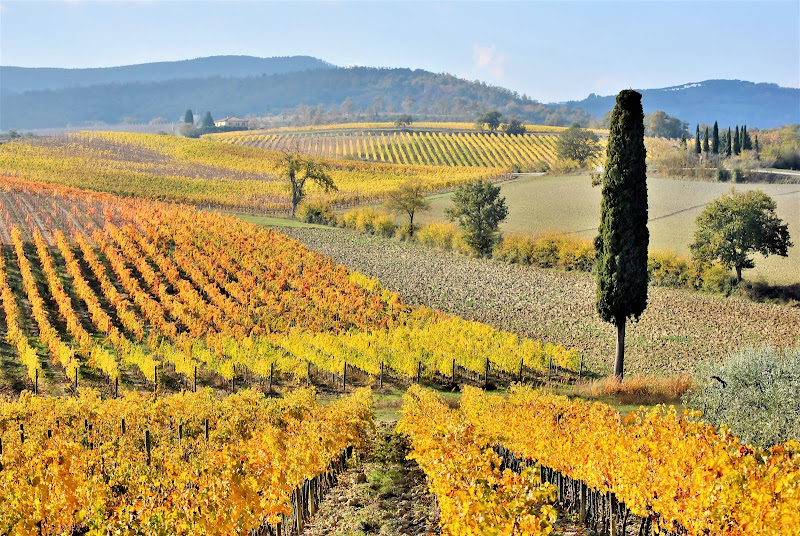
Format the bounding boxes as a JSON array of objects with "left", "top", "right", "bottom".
[{"left": 0, "top": 55, "right": 333, "bottom": 94}]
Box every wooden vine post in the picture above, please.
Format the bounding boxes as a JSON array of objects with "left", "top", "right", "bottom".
[
  {"left": 416, "top": 361, "right": 422, "bottom": 385},
  {"left": 193, "top": 365, "right": 197, "bottom": 392},
  {"left": 145, "top": 429, "right": 151, "bottom": 466},
  {"left": 269, "top": 362, "right": 274, "bottom": 393},
  {"left": 379, "top": 362, "right": 384, "bottom": 389},
  {"left": 518, "top": 359, "right": 524, "bottom": 383},
  {"left": 114, "top": 377, "right": 119, "bottom": 398},
  {"left": 483, "top": 357, "right": 490, "bottom": 389},
  {"left": 342, "top": 362, "right": 347, "bottom": 392},
  {"left": 306, "top": 361, "right": 311, "bottom": 386},
  {"left": 451, "top": 358, "right": 456, "bottom": 386},
  {"left": 34, "top": 369, "right": 38, "bottom": 395},
  {"left": 204, "top": 419, "right": 209, "bottom": 442}
]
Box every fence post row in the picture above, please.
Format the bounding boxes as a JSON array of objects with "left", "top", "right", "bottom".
[{"left": 494, "top": 444, "right": 676, "bottom": 536}]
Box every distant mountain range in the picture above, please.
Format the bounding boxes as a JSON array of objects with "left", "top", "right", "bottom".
[
  {"left": 0, "top": 55, "right": 333, "bottom": 95},
  {"left": 1, "top": 55, "right": 797, "bottom": 131},
  {"left": 567, "top": 80, "right": 799, "bottom": 130}
]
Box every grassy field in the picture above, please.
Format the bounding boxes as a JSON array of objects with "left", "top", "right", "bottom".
[{"left": 417, "top": 174, "right": 800, "bottom": 285}]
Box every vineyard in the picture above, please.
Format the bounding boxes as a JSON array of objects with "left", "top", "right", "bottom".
[
  {"left": 212, "top": 128, "right": 564, "bottom": 168},
  {"left": 0, "top": 386, "right": 373, "bottom": 534},
  {"left": 208, "top": 121, "right": 611, "bottom": 170},
  {"left": 0, "top": 175, "right": 578, "bottom": 396},
  {"left": 400, "top": 385, "right": 800, "bottom": 536},
  {"left": 0, "top": 132, "right": 499, "bottom": 215}
]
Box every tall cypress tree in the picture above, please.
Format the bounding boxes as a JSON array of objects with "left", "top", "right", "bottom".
[
  {"left": 742, "top": 124, "right": 752, "bottom": 151},
  {"left": 183, "top": 109, "right": 194, "bottom": 124},
  {"left": 595, "top": 90, "right": 649, "bottom": 379},
  {"left": 695, "top": 124, "right": 701, "bottom": 154},
  {"left": 754, "top": 134, "right": 760, "bottom": 155},
  {"left": 726, "top": 127, "right": 732, "bottom": 156},
  {"left": 703, "top": 127, "right": 710, "bottom": 153},
  {"left": 712, "top": 121, "right": 720, "bottom": 154},
  {"left": 733, "top": 125, "right": 741, "bottom": 155}
]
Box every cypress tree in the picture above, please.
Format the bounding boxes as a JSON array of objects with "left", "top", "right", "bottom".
[
  {"left": 754, "top": 134, "right": 759, "bottom": 155},
  {"left": 733, "top": 125, "right": 741, "bottom": 155},
  {"left": 703, "top": 127, "right": 710, "bottom": 153},
  {"left": 712, "top": 121, "right": 720, "bottom": 154},
  {"left": 695, "top": 125, "right": 701, "bottom": 154},
  {"left": 595, "top": 90, "right": 649, "bottom": 379},
  {"left": 726, "top": 127, "right": 732, "bottom": 156},
  {"left": 743, "top": 124, "right": 752, "bottom": 151},
  {"left": 183, "top": 109, "right": 194, "bottom": 124}
]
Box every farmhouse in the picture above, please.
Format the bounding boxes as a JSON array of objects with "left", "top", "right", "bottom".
[{"left": 214, "top": 116, "right": 248, "bottom": 128}]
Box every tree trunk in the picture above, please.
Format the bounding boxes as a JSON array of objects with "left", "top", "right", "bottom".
[
  {"left": 614, "top": 319, "right": 626, "bottom": 379},
  {"left": 408, "top": 212, "right": 414, "bottom": 238},
  {"left": 735, "top": 265, "right": 743, "bottom": 283}
]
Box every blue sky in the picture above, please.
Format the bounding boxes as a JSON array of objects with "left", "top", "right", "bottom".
[{"left": 1, "top": 0, "right": 798, "bottom": 103}]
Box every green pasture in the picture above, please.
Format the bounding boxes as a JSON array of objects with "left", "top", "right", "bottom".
[{"left": 418, "top": 174, "right": 800, "bottom": 285}]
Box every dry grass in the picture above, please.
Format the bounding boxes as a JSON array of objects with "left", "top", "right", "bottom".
[{"left": 574, "top": 374, "right": 694, "bottom": 406}]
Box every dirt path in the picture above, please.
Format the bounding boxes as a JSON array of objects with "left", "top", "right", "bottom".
[{"left": 303, "top": 421, "right": 440, "bottom": 536}]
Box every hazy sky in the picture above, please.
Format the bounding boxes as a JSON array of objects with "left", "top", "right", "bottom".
[{"left": 1, "top": 0, "right": 798, "bottom": 103}]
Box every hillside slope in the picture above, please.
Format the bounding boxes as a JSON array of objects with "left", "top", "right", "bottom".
[
  {"left": 0, "top": 55, "right": 332, "bottom": 94},
  {"left": 0, "top": 66, "right": 590, "bottom": 130}
]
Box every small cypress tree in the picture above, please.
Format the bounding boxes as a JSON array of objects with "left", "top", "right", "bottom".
[
  {"left": 595, "top": 90, "right": 649, "bottom": 379},
  {"left": 733, "top": 125, "right": 741, "bottom": 155},
  {"left": 183, "top": 109, "right": 194, "bottom": 124},
  {"left": 695, "top": 125, "right": 701, "bottom": 154},
  {"left": 754, "top": 134, "right": 760, "bottom": 155},
  {"left": 712, "top": 121, "right": 720, "bottom": 154},
  {"left": 742, "top": 124, "right": 752, "bottom": 151},
  {"left": 703, "top": 127, "right": 710, "bottom": 153},
  {"left": 202, "top": 112, "right": 215, "bottom": 129},
  {"left": 726, "top": 127, "right": 732, "bottom": 156}
]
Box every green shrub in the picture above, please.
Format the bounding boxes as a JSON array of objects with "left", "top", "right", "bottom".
[
  {"left": 715, "top": 167, "right": 730, "bottom": 182},
  {"left": 296, "top": 201, "right": 335, "bottom": 225},
  {"left": 731, "top": 167, "right": 745, "bottom": 183},
  {"left": 683, "top": 347, "right": 800, "bottom": 448}
]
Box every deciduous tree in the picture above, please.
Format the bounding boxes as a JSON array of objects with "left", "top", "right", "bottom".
[
  {"left": 555, "top": 123, "right": 600, "bottom": 167},
  {"left": 690, "top": 189, "right": 792, "bottom": 283},
  {"left": 475, "top": 111, "right": 503, "bottom": 132},
  {"left": 503, "top": 118, "right": 527, "bottom": 135},
  {"left": 281, "top": 152, "right": 337, "bottom": 218},
  {"left": 446, "top": 180, "right": 508, "bottom": 257},
  {"left": 384, "top": 179, "right": 430, "bottom": 237},
  {"left": 595, "top": 90, "right": 649, "bottom": 380}
]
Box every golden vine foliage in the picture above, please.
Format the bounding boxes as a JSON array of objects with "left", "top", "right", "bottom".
[
  {"left": 0, "top": 387, "right": 373, "bottom": 535},
  {"left": 397, "top": 385, "right": 557, "bottom": 535},
  {"left": 0, "top": 132, "right": 499, "bottom": 213},
  {"left": 460, "top": 385, "right": 800, "bottom": 536},
  {"left": 0, "top": 175, "right": 579, "bottom": 386}
]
